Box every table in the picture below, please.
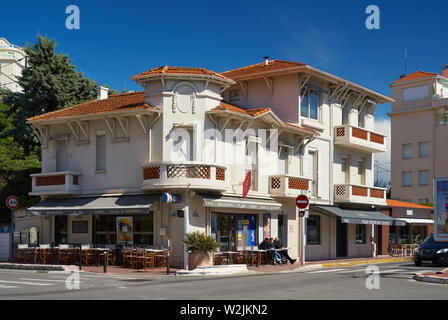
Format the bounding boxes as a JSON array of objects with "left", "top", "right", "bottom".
[{"left": 246, "top": 249, "right": 267, "bottom": 266}]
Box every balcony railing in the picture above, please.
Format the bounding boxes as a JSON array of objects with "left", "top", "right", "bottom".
[
  {"left": 142, "top": 162, "right": 229, "bottom": 191},
  {"left": 334, "top": 184, "right": 387, "bottom": 205},
  {"left": 269, "top": 175, "right": 311, "bottom": 198},
  {"left": 30, "top": 172, "right": 81, "bottom": 196},
  {"left": 334, "top": 124, "right": 387, "bottom": 153}
]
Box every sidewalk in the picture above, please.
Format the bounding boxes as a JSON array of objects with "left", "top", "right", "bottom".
[{"left": 414, "top": 268, "right": 448, "bottom": 284}]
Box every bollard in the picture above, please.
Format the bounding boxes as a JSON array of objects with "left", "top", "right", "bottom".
[
  {"left": 79, "top": 244, "right": 82, "bottom": 271},
  {"left": 166, "top": 252, "right": 170, "bottom": 275},
  {"left": 103, "top": 251, "right": 107, "bottom": 273}
]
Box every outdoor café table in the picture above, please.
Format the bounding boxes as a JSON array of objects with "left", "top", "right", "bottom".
[
  {"left": 220, "top": 251, "right": 238, "bottom": 265},
  {"left": 247, "top": 249, "right": 267, "bottom": 267}
]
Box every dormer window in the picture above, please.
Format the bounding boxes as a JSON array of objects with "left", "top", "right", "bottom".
[
  {"left": 229, "top": 89, "right": 240, "bottom": 102},
  {"left": 300, "top": 89, "right": 319, "bottom": 120}
]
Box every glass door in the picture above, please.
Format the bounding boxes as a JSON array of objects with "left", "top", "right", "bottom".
[{"left": 217, "top": 215, "right": 237, "bottom": 252}]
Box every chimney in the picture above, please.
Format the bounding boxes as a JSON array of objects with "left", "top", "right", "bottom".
[
  {"left": 97, "top": 86, "right": 109, "bottom": 100},
  {"left": 443, "top": 65, "right": 448, "bottom": 78},
  {"left": 263, "top": 56, "right": 270, "bottom": 66}
]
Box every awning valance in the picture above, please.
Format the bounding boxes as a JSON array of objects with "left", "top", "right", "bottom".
[
  {"left": 201, "top": 194, "right": 282, "bottom": 212},
  {"left": 314, "top": 205, "right": 406, "bottom": 226},
  {"left": 400, "top": 218, "right": 434, "bottom": 225},
  {"left": 28, "top": 194, "right": 161, "bottom": 216}
]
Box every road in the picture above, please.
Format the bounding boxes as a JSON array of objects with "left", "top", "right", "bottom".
[{"left": 0, "top": 262, "right": 446, "bottom": 300}]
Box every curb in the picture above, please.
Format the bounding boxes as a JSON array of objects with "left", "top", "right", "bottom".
[
  {"left": 0, "top": 263, "right": 77, "bottom": 272},
  {"left": 320, "top": 257, "right": 412, "bottom": 269},
  {"left": 414, "top": 273, "right": 448, "bottom": 285}
]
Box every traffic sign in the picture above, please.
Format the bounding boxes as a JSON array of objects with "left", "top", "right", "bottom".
[
  {"left": 6, "top": 196, "right": 18, "bottom": 210},
  {"left": 242, "top": 171, "right": 252, "bottom": 198},
  {"left": 296, "top": 194, "right": 309, "bottom": 210}
]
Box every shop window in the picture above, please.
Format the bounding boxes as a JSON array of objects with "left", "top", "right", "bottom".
[
  {"left": 355, "top": 224, "right": 366, "bottom": 244},
  {"left": 133, "top": 215, "right": 154, "bottom": 245},
  {"left": 94, "top": 215, "right": 116, "bottom": 244},
  {"left": 307, "top": 215, "right": 321, "bottom": 245},
  {"left": 72, "top": 221, "right": 88, "bottom": 234}
]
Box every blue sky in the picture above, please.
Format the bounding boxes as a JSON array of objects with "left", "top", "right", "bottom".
[{"left": 2, "top": 0, "right": 447, "bottom": 121}]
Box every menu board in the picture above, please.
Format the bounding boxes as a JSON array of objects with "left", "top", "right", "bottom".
[
  {"left": 435, "top": 178, "right": 448, "bottom": 241},
  {"left": 116, "top": 217, "right": 133, "bottom": 244},
  {"left": 263, "top": 213, "right": 271, "bottom": 240}
]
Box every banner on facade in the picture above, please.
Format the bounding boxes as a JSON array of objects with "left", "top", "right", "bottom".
[
  {"left": 434, "top": 178, "right": 448, "bottom": 242},
  {"left": 263, "top": 213, "right": 271, "bottom": 239},
  {"left": 116, "top": 217, "right": 133, "bottom": 244}
]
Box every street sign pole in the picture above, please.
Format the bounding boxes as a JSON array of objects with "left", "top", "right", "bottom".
[{"left": 296, "top": 195, "right": 309, "bottom": 266}]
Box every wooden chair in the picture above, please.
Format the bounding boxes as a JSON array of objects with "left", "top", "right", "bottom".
[
  {"left": 57, "top": 244, "right": 72, "bottom": 265},
  {"left": 141, "top": 251, "right": 155, "bottom": 270},
  {"left": 236, "top": 251, "right": 249, "bottom": 264},
  {"left": 81, "top": 245, "right": 96, "bottom": 266},
  {"left": 132, "top": 248, "right": 146, "bottom": 269},
  {"left": 17, "top": 244, "right": 31, "bottom": 263},
  {"left": 38, "top": 244, "right": 51, "bottom": 264},
  {"left": 122, "top": 247, "right": 134, "bottom": 267}
]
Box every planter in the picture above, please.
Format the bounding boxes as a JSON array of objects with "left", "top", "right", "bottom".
[{"left": 188, "top": 252, "right": 214, "bottom": 270}]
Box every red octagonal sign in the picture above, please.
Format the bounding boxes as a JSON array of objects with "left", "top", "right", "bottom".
[{"left": 296, "top": 195, "right": 309, "bottom": 210}]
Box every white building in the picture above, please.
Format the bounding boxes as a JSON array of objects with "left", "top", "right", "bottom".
[
  {"left": 0, "top": 37, "right": 26, "bottom": 93},
  {"left": 24, "top": 60, "right": 404, "bottom": 266}
]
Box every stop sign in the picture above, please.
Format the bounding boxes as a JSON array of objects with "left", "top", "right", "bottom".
[
  {"left": 296, "top": 195, "right": 309, "bottom": 210},
  {"left": 6, "top": 196, "right": 19, "bottom": 210}
]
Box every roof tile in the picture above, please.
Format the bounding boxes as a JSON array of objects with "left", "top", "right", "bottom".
[{"left": 392, "top": 71, "right": 439, "bottom": 84}]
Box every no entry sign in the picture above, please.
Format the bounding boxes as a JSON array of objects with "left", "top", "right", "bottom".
[
  {"left": 6, "top": 196, "right": 18, "bottom": 210},
  {"left": 296, "top": 195, "right": 309, "bottom": 210}
]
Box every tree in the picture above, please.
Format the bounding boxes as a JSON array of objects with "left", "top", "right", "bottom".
[{"left": 2, "top": 35, "right": 100, "bottom": 154}]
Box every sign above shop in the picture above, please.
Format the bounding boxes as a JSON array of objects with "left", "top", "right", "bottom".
[{"left": 162, "top": 193, "right": 182, "bottom": 204}]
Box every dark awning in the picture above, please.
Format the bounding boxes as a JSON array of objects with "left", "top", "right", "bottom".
[
  {"left": 201, "top": 194, "right": 282, "bottom": 212},
  {"left": 314, "top": 205, "right": 406, "bottom": 226},
  {"left": 28, "top": 194, "right": 161, "bottom": 216}
]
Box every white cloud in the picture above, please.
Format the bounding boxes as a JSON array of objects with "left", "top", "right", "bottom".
[{"left": 374, "top": 117, "right": 391, "bottom": 185}]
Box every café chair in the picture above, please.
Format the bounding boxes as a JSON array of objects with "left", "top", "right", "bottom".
[{"left": 17, "top": 244, "right": 30, "bottom": 263}]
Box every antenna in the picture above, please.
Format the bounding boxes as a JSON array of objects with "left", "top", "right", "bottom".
[{"left": 404, "top": 48, "right": 407, "bottom": 76}]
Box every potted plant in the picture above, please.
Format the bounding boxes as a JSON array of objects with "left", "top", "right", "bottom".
[{"left": 182, "top": 231, "right": 219, "bottom": 270}]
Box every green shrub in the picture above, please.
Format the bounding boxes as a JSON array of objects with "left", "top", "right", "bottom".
[{"left": 182, "top": 231, "right": 219, "bottom": 256}]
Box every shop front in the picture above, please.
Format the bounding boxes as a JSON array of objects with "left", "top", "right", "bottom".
[{"left": 28, "top": 194, "right": 159, "bottom": 245}]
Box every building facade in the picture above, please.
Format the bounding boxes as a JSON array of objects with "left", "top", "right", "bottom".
[
  {"left": 390, "top": 68, "right": 448, "bottom": 204},
  {"left": 0, "top": 37, "right": 26, "bottom": 93},
  {"left": 25, "top": 59, "right": 399, "bottom": 266}
]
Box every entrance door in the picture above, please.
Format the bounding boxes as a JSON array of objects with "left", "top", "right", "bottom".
[
  {"left": 217, "top": 215, "right": 237, "bottom": 252},
  {"left": 336, "top": 219, "right": 348, "bottom": 257},
  {"left": 55, "top": 216, "right": 68, "bottom": 244},
  {"left": 56, "top": 140, "right": 69, "bottom": 172}
]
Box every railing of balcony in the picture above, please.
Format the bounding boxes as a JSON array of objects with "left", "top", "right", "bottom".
[
  {"left": 335, "top": 125, "right": 385, "bottom": 146},
  {"left": 334, "top": 184, "right": 386, "bottom": 201},
  {"left": 142, "top": 163, "right": 226, "bottom": 182}
]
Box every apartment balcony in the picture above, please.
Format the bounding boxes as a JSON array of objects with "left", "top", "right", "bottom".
[
  {"left": 141, "top": 162, "right": 230, "bottom": 192},
  {"left": 30, "top": 172, "right": 81, "bottom": 196},
  {"left": 334, "top": 184, "right": 387, "bottom": 206},
  {"left": 269, "top": 175, "right": 311, "bottom": 198},
  {"left": 334, "top": 125, "right": 387, "bottom": 153}
]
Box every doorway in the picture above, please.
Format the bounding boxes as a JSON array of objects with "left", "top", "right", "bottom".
[{"left": 336, "top": 219, "right": 348, "bottom": 257}]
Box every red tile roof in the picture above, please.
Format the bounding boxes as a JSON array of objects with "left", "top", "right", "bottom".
[
  {"left": 221, "top": 60, "right": 306, "bottom": 79},
  {"left": 391, "top": 71, "right": 439, "bottom": 84},
  {"left": 132, "top": 66, "right": 233, "bottom": 82},
  {"left": 27, "top": 91, "right": 156, "bottom": 122},
  {"left": 386, "top": 199, "right": 433, "bottom": 210},
  {"left": 213, "top": 102, "right": 317, "bottom": 135}
]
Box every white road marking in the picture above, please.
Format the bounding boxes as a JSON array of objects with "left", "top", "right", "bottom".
[
  {"left": 19, "top": 278, "right": 74, "bottom": 283},
  {"left": 0, "top": 284, "right": 19, "bottom": 288},
  {"left": 307, "top": 269, "right": 347, "bottom": 274},
  {"left": 339, "top": 269, "right": 367, "bottom": 274},
  {"left": 0, "top": 280, "right": 54, "bottom": 286}
]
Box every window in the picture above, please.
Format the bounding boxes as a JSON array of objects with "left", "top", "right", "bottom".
[
  {"left": 402, "top": 85, "right": 429, "bottom": 102},
  {"left": 402, "top": 171, "right": 412, "bottom": 187},
  {"left": 96, "top": 133, "right": 106, "bottom": 172},
  {"left": 341, "top": 157, "right": 350, "bottom": 184},
  {"left": 300, "top": 89, "right": 319, "bottom": 120},
  {"left": 56, "top": 139, "right": 69, "bottom": 172},
  {"left": 358, "top": 159, "right": 366, "bottom": 185},
  {"left": 133, "top": 215, "right": 154, "bottom": 245},
  {"left": 419, "top": 170, "right": 429, "bottom": 186},
  {"left": 437, "top": 107, "right": 448, "bottom": 126},
  {"left": 358, "top": 107, "right": 365, "bottom": 128},
  {"left": 94, "top": 216, "right": 116, "bottom": 244},
  {"left": 355, "top": 225, "right": 366, "bottom": 244},
  {"left": 72, "top": 221, "right": 88, "bottom": 234},
  {"left": 229, "top": 89, "right": 240, "bottom": 102},
  {"left": 419, "top": 142, "right": 429, "bottom": 158},
  {"left": 402, "top": 143, "right": 412, "bottom": 159},
  {"left": 308, "top": 150, "right": 318, "bottom": 196},
  {"left": 307, "top": 215, "right": 320, "bottom": 245}
]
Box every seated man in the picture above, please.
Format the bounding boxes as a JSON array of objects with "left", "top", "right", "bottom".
[
  {"left": 273, "top": 237, "right": 296, "bottom": 265},
  {"left": 258, "top": 238, "right": 269, "bottom": 250},
  {"left": 268, "top": 238, "right": 283, "bottom": 265}
]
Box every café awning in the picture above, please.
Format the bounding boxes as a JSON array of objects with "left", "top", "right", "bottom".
[
  {"left": 201, "top": 194, "right": 282, "bottom": 212},
  {"left": 400, "top": 218, "right": 434, "bottom": 225},
  {"left": 314, "top": 205, "right": 406, "bottom": 226},
  {"left": 28, "top": 194, "right": 161, "bottom": 216}
]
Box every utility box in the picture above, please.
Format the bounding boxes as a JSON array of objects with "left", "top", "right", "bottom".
[{"left": 0, "top": 233, "right": 12, "bottom": 262}]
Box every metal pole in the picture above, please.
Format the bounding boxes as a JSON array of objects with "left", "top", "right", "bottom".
[
  {"left": 166, "top": 252, "right": 170, "bottom": 275},
  {"left": 103, "top": 251, "right": 107, "bottom": 273}
]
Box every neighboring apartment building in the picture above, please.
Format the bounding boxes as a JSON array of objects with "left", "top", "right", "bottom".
[
  {"left": 25, "top": 59, "right": 402, "bottom": 266},
  {"left": 390, "top": 68, "right": 448, "bottom": 204},
  {"left": 0, "top": 37, "right": 26, "bottom": 93}
]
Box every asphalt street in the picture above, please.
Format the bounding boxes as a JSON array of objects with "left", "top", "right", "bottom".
[{"left": 0, "top": 261, "right": 446, "bottom": 300}]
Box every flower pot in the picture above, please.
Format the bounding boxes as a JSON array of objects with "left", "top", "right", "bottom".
[{"left": 188, "top": 252, "right": 214, "bottom": 270}]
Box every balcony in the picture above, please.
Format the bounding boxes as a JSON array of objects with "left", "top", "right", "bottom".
[
  {"left": 141, "top": 162, "right": 230, "bottom": 192},
  {"left": 30, "top": 172, "right": 81, "bottom": 196},
  {"left": 334, "top": 184, "right": 387, "bottom": 206},
  {"left": 334, "top": 125, "right": 387, "bottom": 153},
  {"left": 269, "top": 175, "right": 311, "bottom": 198}
]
